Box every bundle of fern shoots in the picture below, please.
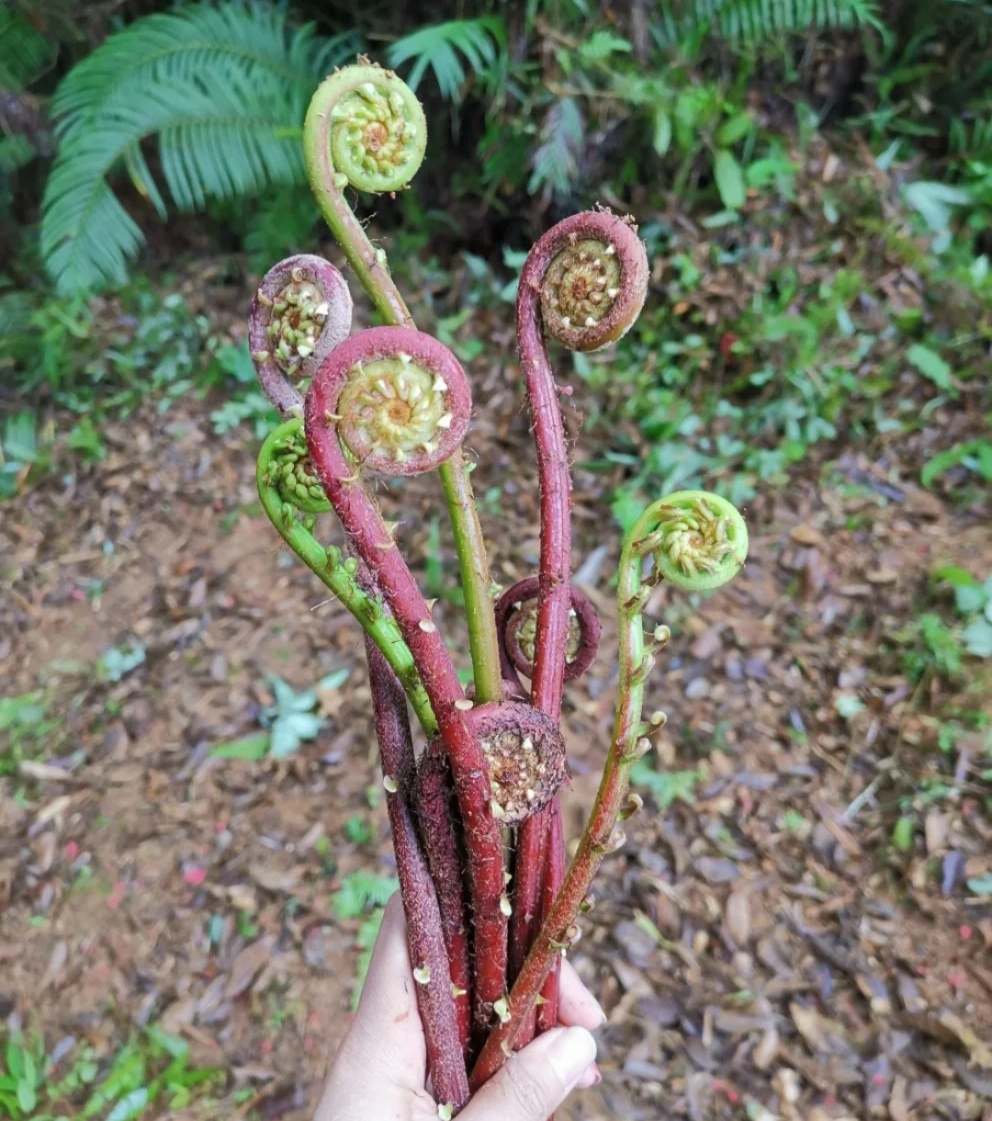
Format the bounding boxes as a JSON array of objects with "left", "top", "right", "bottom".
[{"left": 250, "top": 60, "right": 748, "bottom": 1114}]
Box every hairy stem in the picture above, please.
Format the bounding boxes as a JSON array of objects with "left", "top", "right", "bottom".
[
  {"left": 471, "top": 505, "right": 656, "bottom": 1088},
  {"left": 365, "top": 639, "right": 470, "bottom": 1111},
  {"left": 416, "top": 754, "right": 473, "bottom": 1052},
  {"left": 472, "top": 490, "right": 746, "bottom": 1084},
  {"left": 506, "top": 218, "right": 576, "bottom": 1024},
  {"left": 439, "top": 453, "right": 503, "bottom": 704},
  {"left": 304, "top": 385, "right": 508, "bottom": 1020}
]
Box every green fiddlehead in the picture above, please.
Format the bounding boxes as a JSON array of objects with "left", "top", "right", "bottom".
[
  {"left": 303, "top": 59, "right": 502, "bottom": 707},
  {"left": 256, "top": 418, "right": 436, "bottom": 735},
  {"left": 303, "top": 62, "right": 425, "bottom": 327}
]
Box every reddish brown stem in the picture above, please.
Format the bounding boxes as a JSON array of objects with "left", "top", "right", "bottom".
[
  {"left": 416, "top": 752, "right": 472, "bottom": 1052},
  {"left": 536, "top": 805, "right": 565, "bottom": 1034},
  {"left": 304, "top": 359, "right": 508, "bottom": 1025},
  {"left": 507, "top": 218, "right": 576, "bottom": 1026},
  {"left": 365, "top": 638, "right": 470, "bottom": 1109}
]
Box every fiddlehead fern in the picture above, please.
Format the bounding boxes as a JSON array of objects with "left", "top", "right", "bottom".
[
  {"left": 509, "top": 208, "right": 649, "bottom": 1032},
  {"left": 304, "top": 60, "right": 502, "bottom": 708},
  {"left": 303, "top": 62, "right": 425, "bottom": 327},
  {"left": 495, "top": 577, "right": 601, "bottom": 686},
  {"left": 249, "top": 254, "right": 353, "bottom": 415},
  {"left": 304, "top": 342, "right": 509, "bottom": 1028},
  {"left": 468, "top": 702, "right": 567, "bottom": 827},
  {"left": 256, "top": 419, "right": 435, "bottom": 733},
  {"left": 471, "top": 491, "right": 748, "bottom": 1088},
  {"left": 530, "top": 210, "right": 649, "bottom": 353},
  {"left": 320, "top": 327, "right": 472, "bottom": 477},
  {"left": 634, "top": 490, "right": 748, "bottom": 592}
]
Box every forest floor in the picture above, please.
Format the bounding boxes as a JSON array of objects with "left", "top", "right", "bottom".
[{"left": 2, "top": 234, "right": 992, "bottom": 1117}]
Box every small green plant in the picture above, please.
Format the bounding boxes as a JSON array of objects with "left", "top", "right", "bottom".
[
  {"left": 0, "top": 691, "right": 59, "bottom": 777},
  {"left": 211, "top": 671, "right": 348, "bottom": 760},
  {"left": 631, "top": 762, "right": 701, "bottom": 808},
  {"left": 96, "top": 643, "right": 146, "bottom": 683},
  {"left": 0, "top": 1026, "right": 221, "bottom": 1120},
  {"left": 0, "top": 412, "right": 52, "bottom": 500}
]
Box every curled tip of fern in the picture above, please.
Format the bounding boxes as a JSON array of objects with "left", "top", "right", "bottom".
[
  {"left": 495, "top": 576, "right": 601, "bottom": 683},
  {"left": 257, "top": 418, "right": 331, "bottom": 515},
  {"left": 637, "top": 491, "right": 748, "bottom": 593},
  {"left": 522, "top": 209, "right": 649, "bottom": 353},
  {"left": 305, "top": 326, "right": 472, "bottom": 478},
  {"left": 250, "top": 255, "right": 353, "bottom": 415},
  {"left": 305, "top": 63, "right": 427, "bottom": 196},
  {"left": 457, "top": 701, "right": 567, "bottom": 825}
]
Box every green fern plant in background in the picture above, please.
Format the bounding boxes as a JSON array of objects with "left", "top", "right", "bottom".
[
  {"left": 653, "top": 0, "right": 883, "bottom": 50},
  {"left": 386, "top": 17, "right": 506, "bottom": 102},
  {"left": 40, "top": 2, "right": 358, "bottom": 295}
]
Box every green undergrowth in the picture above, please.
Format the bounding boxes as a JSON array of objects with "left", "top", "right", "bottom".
[
  {"left": 0, "top": 1026, "right": 223, "bottom": 1120},
  {"left": 0, "top": 273, "right": 275, "bottom": 499},
  {"left": 571, "top": 173, "right": 991, "bottom": 525}
]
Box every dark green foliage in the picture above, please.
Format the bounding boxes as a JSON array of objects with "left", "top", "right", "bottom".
[
  {"left": 41, "top": 2, "right": 358, "bottom": 294},
  {"left": 386, "top": 17, "right": 506, "bottom": 101},
  {"left": 653, "top": 0, "right": 882, "bottom": 48},
  {"left": 0, "top": 7, "right": 52, "bottom": 91}
]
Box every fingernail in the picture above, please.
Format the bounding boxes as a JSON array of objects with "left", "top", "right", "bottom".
[
  {"left": 575, "top": 1061, "right": 602, "bottom": 1090},
  {"left": 546, "top": 1027, "right": 597, "bottom": 1089}
]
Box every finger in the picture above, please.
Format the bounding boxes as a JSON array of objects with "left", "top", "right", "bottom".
[
  {"left": 464, "top": 1027, "right": 597, "bottom": 1121},
  {"left": 557, "top": 959, "right": 607, "bottom": 1030},
  {"left": 334, "top": 894, "right": 426, "bottom": 1086}
]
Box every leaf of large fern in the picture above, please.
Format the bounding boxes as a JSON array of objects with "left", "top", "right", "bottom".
[
  {"left": 387, "top": 18, "right": 506, "bottom": 102},
  {"left": 41, "top": 1, "right": 359, "bottom": 295},
  {"left": 0, "top": 8, "right": 52, "bottom": 91},
  {"left": 654, "top": 0, "right": 883, "bottom": 50}
]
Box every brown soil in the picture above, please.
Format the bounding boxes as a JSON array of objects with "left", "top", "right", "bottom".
[{"left": 2, "top": 300, "right": 991, "bottom": 1120}]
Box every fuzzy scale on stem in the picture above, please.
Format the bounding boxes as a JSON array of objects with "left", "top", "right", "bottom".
[
  {"left": 471, "top": 491, "right": 747, "bottom": 1089},
  {"left": 303, "top": 330, "right": 509, "bottom": 1024},
  {"left": 415, "top": 753, "right": 472, "bottom": 1051},
  {"left": 365, "top": 639, "right": 470, "bottom": 1110}
]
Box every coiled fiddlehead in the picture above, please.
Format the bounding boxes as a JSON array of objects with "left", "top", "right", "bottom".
[
  {"left": 529, "top": 209, "right": 649, "bottom": 353},
  {"left": 249, "top": 255, "right": 353, "bottom": 415},
  {"left": 256, "top": 419, "right": 434, "bottom": 733},
  {"left": 303, "top": 62, "right": 426, "bottom": 328},
  {"left": 468, "top": 702, "right": 567, "bottom": 827},
  {"left": 471, "top": 491, "right": 748, "bottom": 1088},
  {"left": 508, "top": 209, "right": 649, "bottom": 1034},
  {"left": 304, "top": 341, "right": 509, "bottom": 1029},
  {"left": 495, "top": 577, "right": 601, "bottom": 687},
  {"left": 304, "top": 60, "right": 502, "bottom": 708},
  {"left": 319, "top": 327, "right": 472, "bottom": 477},
  {"left": 636, "top": 491, "right": 748, "bottom": 592}
]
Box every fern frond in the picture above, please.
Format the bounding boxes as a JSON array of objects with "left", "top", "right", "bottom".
[
  {"left": 655, "top": 0, "right": 883, "bottom": 50},
  {"left": 387, "top": 17, "right": 507, "bottom": 102},
  {"left": 528, "top": 98, "right": 584, "bottom": 202},
  {"left": 41, "top": 1, "right": 359, "bottom": 295},
  {"left": 0, "top": 8, "right": 52, "bottom": 91}
]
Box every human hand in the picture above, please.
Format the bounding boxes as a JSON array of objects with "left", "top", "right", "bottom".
[{"left": 316, "top": 895, "right": 605, "bottom": 1121}]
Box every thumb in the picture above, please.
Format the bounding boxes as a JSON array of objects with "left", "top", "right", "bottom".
[{"left": 464, "top": 1027, "right": 597, "bottom": 1121}]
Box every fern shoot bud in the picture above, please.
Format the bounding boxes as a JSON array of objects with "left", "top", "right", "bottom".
[
  {"left": 306, "top": 63, "right": 427, "bottom": 195},
  {"left": 250, "top": 255, "right": 353, "bottom": 414},
  {"left": 258, "top": 418, "right": 331, "bottom": 514},
  {"left": 495, "top": 576, "right": 601, "bottom": 683},
  {"left": 459, "top": 701, "right": 568, "bottom": 826},
  {"left": 522, "top": 210, "right": 649, "bottom": 353},
  {"left": 305, "top": 326, "right": 472, "bottom": 477},
  {"left": 641, "top": 491, "right": 748, "bottom": 592}
]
